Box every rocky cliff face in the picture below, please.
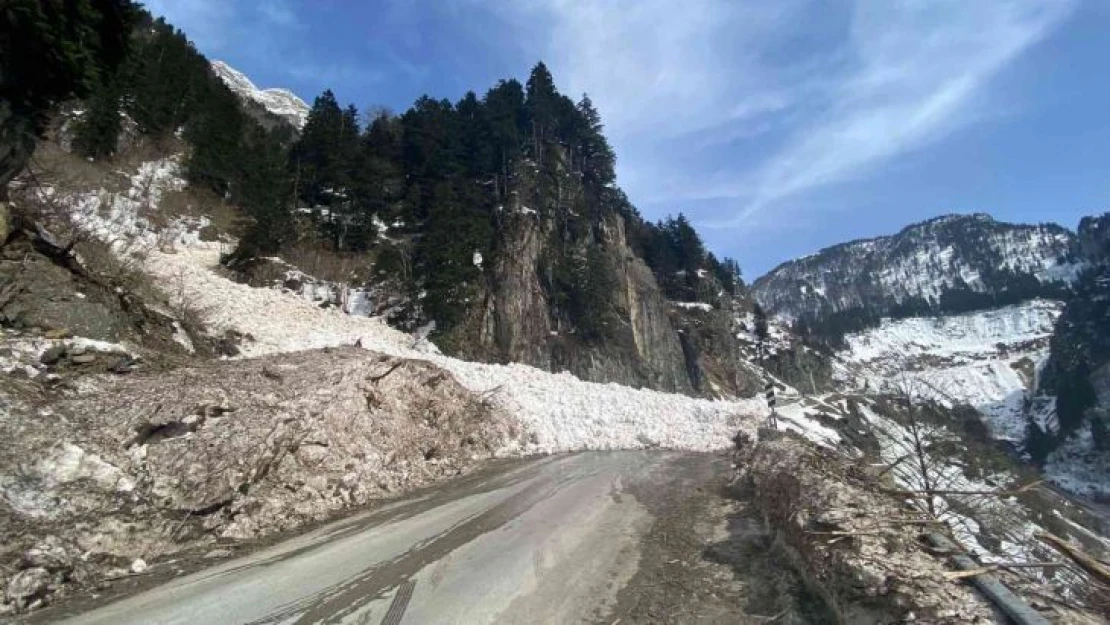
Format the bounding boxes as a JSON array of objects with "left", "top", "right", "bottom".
[
  {"left": 451, "top": 158, "right": 702, "bottom": 394},
  {"left": 753, "top": 214, "right": 1080, "bottom": 326}
]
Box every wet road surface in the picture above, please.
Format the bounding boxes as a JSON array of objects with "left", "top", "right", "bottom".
[{"left": 58, "top": 452, "right": 763, "bottom": 625}]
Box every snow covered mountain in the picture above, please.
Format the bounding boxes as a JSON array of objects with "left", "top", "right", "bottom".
[
  {"left": 752, "top": 214, "right": 1080, "bottom": 327},
  {"left": 837, "top": 299, "right": 1062, "bottom": 443},
  {"left": 210, "top": 61, "right": 309, "bottom": 130}
]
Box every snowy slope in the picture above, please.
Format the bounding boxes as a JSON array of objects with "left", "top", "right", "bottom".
[
  {"left": 753, "top": 214, "right": 1080, "bottom": 322},
  {"left": 32, "top": 158, "right": 767, "bottom": 456},
  {"left": 837, "top": 300, "right": 1063, "bottom": 442},
  {"left": 211, "top": 61, "right": 309, "bottom": 129}
]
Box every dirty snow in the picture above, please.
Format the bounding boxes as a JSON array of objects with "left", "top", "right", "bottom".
[
  {"left": 1043, "top": 422, "right": 1110, "bottom": 499},
  {"left": 0, "top": 331, "right": 134, "bottom": 377}
]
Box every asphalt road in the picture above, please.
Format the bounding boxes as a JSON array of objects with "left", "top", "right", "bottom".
[{"left": 56, "top": 451, "right": 769, "bottom": 625}]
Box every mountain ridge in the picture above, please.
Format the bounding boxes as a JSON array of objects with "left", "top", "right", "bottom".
[
  {"left": 752, "top": 212, "right": 1080, "bottom": 340},
  {"left": 210, "top": 60, "right": 310, "bottom": 130}
]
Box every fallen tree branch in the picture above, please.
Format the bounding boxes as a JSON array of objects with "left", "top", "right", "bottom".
[
  {"left": 1035, "top": 532, "right": 1110, "bottom": 585},
  {"left": 368, "top": 360, "right": 405, "bottom": 383}
]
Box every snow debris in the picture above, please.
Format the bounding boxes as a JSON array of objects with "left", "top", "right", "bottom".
[
  {"left": 171, "top": 321, "right": 195, "bottom": 353},
  {"left": 36, "top": 443, "right": 135, "bottom": 493},
  {"left": 1043, "top": 421, "right": 1110, "bottom": 498},
  {"left": 40, "top": 156, "right": 768, "bottom": 455}
]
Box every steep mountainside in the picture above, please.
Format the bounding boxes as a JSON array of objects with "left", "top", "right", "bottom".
[
  {"left": 210, "top": 61, "right": 309, "bottom": 130},
  {"left": 1032, "top": 213, "right": 1110, "bottom": 493},
  {"left": 837, "top": 299, "right": 1062, "bottom": 442},
  {"left": 753, "top": 214, "right": 1079, "bottom": 339},
  {"left": 753, "top": 211, "right": 1108, "bottom": 497}
]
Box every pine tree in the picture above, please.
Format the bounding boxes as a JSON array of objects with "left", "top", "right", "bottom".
[
  {"left": 232, "top": 125, "right": 295, "bottom": 259},
  {"left": 185, "top": 79, "right": 245, "bottom": 195},
  {"left": 576, "top": 94, "right": 615, "bottom": 188},
  {"left": 525, "top": 62, "right": 558, "bottom": 158},
  {"left": 577, "top": 243, "right": 618, "bottom": 340},
  {"left": 1, "top": 0, "right": 137, "bottom": 189},
  {"left": 291, "top": 90, "right": 345, "bottom": 207},
  {"left": 355, "top": 110, "right": 402, "bottom": 222},
  {"left": 73, "top": 77, "right": 123, "bottom": 159},
  {"left": 125, "top": 19, "right": 206, "bottom": 136},
  {"left": 484, "top": 79, "right": 526, "bottom": 196},
  {"left": 754, "top": 303, "right": 770, "bottom": 344}
]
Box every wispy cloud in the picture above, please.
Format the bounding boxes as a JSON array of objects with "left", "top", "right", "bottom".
[
  {"left": 257, "top": 1, "right": 302, "bottom": 29},
  {"left": 508, "top": 0, "right": 1075, "bottom": 231},
  {"left": 710, "top": 0, "right": 1077, "bottom": 229}
]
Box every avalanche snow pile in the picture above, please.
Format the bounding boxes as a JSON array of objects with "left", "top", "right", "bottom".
[
  {"left": 29, "top": 156, "right": 766, "bottom": 455},
  {"left": 210, "top": 60, "right": 310, "bottom": 129},
  {"left": 838, "top": 300, "right": 1061, "bottom": 442}
]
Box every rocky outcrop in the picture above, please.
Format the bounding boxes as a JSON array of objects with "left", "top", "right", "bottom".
[
  {"left": 667, "top": 303, "right": 765, "bottom": 398},
  {"left": 473, "top": 210, "right": 555, "bottom": 371},
  {"left": 1077, "top": 212, "right": 1109, "bottom": 264},
  {"left": 0, "top": 200, "right": 9, "bottom": 244},
  {"left": 210, "top": 61, "right": 309, "bottom": 131},
  {"left": 460, "top": 209, "right": 697, "bottom": 394},
  {"left": 0, "top": 348, "right": 516, "bottom": 614}
]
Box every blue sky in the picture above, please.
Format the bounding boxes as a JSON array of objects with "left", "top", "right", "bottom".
[{"left": 146, "top": 0, "right": 1110, "bottom": 278}]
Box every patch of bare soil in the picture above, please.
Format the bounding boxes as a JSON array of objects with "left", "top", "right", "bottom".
[{"left": 601, "top": 453, "right": 833, "bottom": 624}]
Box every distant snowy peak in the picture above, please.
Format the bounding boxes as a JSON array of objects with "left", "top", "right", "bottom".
[
  {"left": 210, "top": 60, "right": 309, "bottom": 130},
  {"left": 753, "top": 213, "right": 1081, "bottom": 322}
]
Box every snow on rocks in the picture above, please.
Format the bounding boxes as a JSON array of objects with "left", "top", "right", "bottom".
[
  {"left": 672, "top": 301, "right": 713, "bottom": 312},
  {"left": 33, "top": 443, "right": 135, "bottom": 493},
  {"left": 1044, "top": 422, "right": 1110, "bottom": 499},
  {"left": 0, "top": 442, "right": 135, "bottom": 519},
  {"left": 210, "top": 61, "right": 309, "bottom": 129},
  {"left": 843, "top": 300, "right": 1060, "bottom": 363}
]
